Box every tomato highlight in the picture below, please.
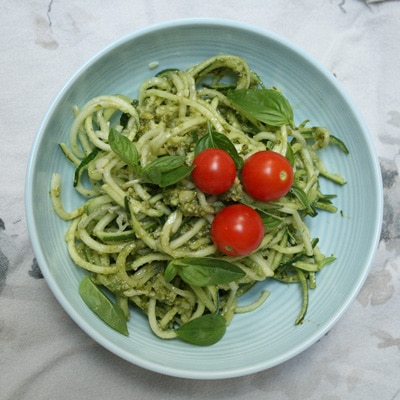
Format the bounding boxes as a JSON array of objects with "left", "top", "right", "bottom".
[
  {"left": 241, "top": 150, "right": 294, "bottom": 202},
  {"left": 211, "top": 204, "right": 264, "bottom": 256},
  {"left": 191, "top": 148, "right": 236, "bottom": 194}
]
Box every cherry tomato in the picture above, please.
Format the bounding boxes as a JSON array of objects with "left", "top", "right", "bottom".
[
  {"left": 211, "top": 204, "right": 264, "bottom": 256},
  {"left": 191, "top": 148, "right": 236, "bottom": 195},
  {"left": 241, "top": 150, "right": 293, "bottom": 202}
]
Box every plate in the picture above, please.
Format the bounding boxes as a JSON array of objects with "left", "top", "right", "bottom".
[{"left": 25, "top": 19, "right": 383, "bottom": 379}]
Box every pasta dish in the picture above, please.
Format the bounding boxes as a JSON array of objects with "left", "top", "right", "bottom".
[{"left": 50, "top": 54, "right": 347, "bottom": 345}]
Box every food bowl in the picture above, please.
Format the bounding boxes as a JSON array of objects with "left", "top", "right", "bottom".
[{"left": 25, "top": 19, "right": 383, "bottom": 379}]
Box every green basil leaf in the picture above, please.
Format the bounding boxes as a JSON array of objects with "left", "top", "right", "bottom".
[
  {"left": 141, "top": 167, "right": 162, "bottom": 185},
  {"left": 164, "top": 262, "right": 178, "bottom": 282},
  {"left": 168, "top": 257, "right": 245, "bottom": 286},
  {"left": 143, "top": 155, "right": 187, "bottom": 173},
  {"left": 194, "top": 133, "right": 213, "bottom": 154},
  {"left": 141, "top": 155, "right": 194, "bottom": 187},
  {"left": 175, "top": 314, "right": 226, "bottom": 346},
  {"left": 109, "top": 128, "right": 138, "bottom": 168},
  {"left": 195, "top": 125, "right": 243, "bottom": 169},
  {"left": 155, "top": 165, "right": 194, "bottom": 187},
  {"left": 256, "top": 209, "right": 284, "bottom": 229},
  {"left": 141, "top": 164, "right": 194, "bottom": 188},
  {"left": 228, "top": 88, "right": 294, "bottom": 127},
  {"left": 285, "top": 142, "right": 295, "bottom": 166},
  {"left": 79, "top": 275, "right": 129, "bottom": 336}
]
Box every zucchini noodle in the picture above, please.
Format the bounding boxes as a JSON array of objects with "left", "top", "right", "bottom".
[{"left": 51, "top": 54, "right": 346, "bottom": 341}]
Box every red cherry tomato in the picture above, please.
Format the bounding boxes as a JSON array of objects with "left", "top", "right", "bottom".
[
  {"left": 191, "top": 148, "right": 236, "bottom": 195},
  {"left": 241, "top": 150, "right": 293, "bottom": 202},
  {"left": 211, "top": 204, "right": 264, "bottom": 256}
]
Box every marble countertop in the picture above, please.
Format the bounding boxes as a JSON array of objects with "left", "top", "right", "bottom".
[{"left": 1, "top": 1, "right": 399, "bottom": 399}]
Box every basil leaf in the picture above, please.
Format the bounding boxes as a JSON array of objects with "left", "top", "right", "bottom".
[
  {"left": 141, "top": 167, "right": 162, "bottom": 185},
  {"left": 256, "top": 209, "right": 284, "bottom": 229},
  {"left": 164, "top": 262, "right": 178, "bottom": 282},
  {"left": 107, "top": 131, "right": 198, "bottom": 187},
  {"left": 167, "top": 257, "right": 245, "bottom": 286},
  {"left": 228, "top": 88, "right": 294, "bottom": 127},
  {"left": 285, "top": 142, "right": 295, "bottom": 166},
  {"left": 175, "top": 314, "right": 226, "bottom": 346},
  {"left": 195, "top": 132, "right": 214, "bottom": 154},
  {"left": 195, "top": 125, "right": 243, "bottom": 169},
  {"left": 143, "top": 155, "right": 187, "bottom": 172},
  {"left": 141, "top": 156, "right": 194, "bottom": 187},
  {"left": 79, "top": 276, "right": 129, "bottom": 336},
  {"left": 109, "top": 128, "right": 138, "bottom": 167},
  {"left": 151, "top": 165, "right": 194, "bottom": 187}
]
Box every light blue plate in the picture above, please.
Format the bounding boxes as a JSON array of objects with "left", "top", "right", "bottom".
[{"left": 25, "top": 19, "right": 383, "bottom": 379}]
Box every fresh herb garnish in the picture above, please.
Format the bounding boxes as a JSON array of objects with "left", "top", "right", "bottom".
[
  {"left": 195, "top": 123, "right": 243, "bottom": 169},
  {"left": 109, "top": 128, "right": 138, "bottom": 167},
  {"left": 109, "top": 128, "right": 193, "bottom": 187},
  {"left": 256, "top": 208, "right": 284, "bottom": 229},
  {"left": 140, "top": 156, "right": 194, "bottom": 187},
  {"left": 227, "top": 88, "right": 294, "bottom": 127},
  {"left": 79, "top": 275, "right": 128, "bottom": 336},
  {"left": 175, "top": 314, "right": 226, "bottom": 346},
  {"left": 165, "top": 257, "right": 245, "bottom": 287}
]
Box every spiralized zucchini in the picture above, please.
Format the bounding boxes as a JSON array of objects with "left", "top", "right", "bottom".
[{"left": 51, "top": 54, "right": 347, "bottom": 342}]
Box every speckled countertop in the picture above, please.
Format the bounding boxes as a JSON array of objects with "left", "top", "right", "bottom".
[{"left": 1, "top": 1, "right": 399, "bottom": 399}]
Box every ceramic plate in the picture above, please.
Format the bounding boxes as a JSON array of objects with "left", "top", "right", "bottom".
[{"left": 25, "top": 19, "right": 383, "bottom": 379}]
